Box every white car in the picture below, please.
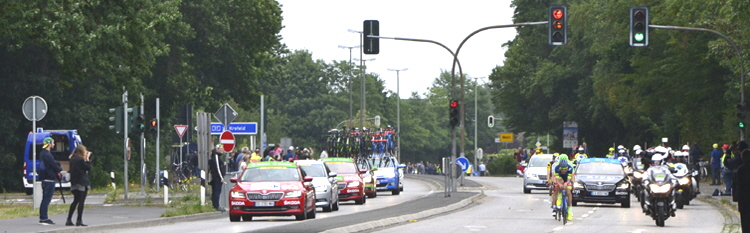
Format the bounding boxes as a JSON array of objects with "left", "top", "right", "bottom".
[
  {"left": 523, "top": 154, "right": 554, "bottom": 194},
  {"left": 295, "top": 160, "right": 340, "bottom": 212}
]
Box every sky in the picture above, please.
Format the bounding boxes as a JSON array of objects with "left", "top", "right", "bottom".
[{"left": 277, "top": 0, "right": 518, "bottom": 99}]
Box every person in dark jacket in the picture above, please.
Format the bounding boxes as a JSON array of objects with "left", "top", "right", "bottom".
[
  {"left": 39, "top": 137, "right": 63, "bottom": 225},
  {"left": 66, "top": 145, "right": 91, "bottom": 226},
  {"left": 209, "top": 145, "right": 226, "bottom": 211},
  {"left": 734, "top": 149, "right": 750, "bottom": 232}
]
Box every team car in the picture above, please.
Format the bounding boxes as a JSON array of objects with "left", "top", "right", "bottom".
[
  {"left": 523, "top": 154, "right": 554, "bottom": 193},
  {"left": 295, "top": 160, "right": 340, "bottom": 212},
  {"left": 370, "top": 156, "right": 404, "bottom": 195},
  {"left": 572, "top": 158, "right": 632, "bottom": 207},
  {"left": 322, "top": 157, "right": 367, "bottom": 204},
  {"left": 228, "top": 161, "right": 317, "bottom": 221},
  {"left": 356, "top": 158, "right": 378, "bottom": 198}
]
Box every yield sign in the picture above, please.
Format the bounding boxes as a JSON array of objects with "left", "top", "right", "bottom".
[
  {"left": 220, "top": 130, "right": 235, "bottom": 152},
  {"left": 174, "top": 125, "right": 188, "bottom": 138}
]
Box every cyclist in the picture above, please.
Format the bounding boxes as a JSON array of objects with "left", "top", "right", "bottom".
[
  {"left": 550, "top": 154, "right": 570, "bottom": 217},
  {"left": 553, "top": 158, "right": 574, "bottom": 221},
  {"left": 547, "top": 153, "right": 560, "bottom": 195}
]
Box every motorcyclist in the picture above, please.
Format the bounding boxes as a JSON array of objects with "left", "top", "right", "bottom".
[
  {"left": 573, "top": 147, "right": 587, "bottom": 165},
  {"left": 642, "top": 147, "right": 677, "bottom": 214},
  {"left": 553, "top": 159, "right": 574, "bottom": 221},
  {"left": 606, "top": 147, "right": 616, "bottom": 159}
]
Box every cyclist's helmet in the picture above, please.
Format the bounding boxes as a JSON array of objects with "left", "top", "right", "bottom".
[
  {"left": 617, "top": 145, "right": 625, "bottom": 150},
  {"left": 558, "top": 154, "right": 569, "bottom": 162},
  {"left": 618, "top": 149, "right": 626, "bottom": 155},
  {"left": 558, "top": 159, "right": 571, "bottom": 172}
]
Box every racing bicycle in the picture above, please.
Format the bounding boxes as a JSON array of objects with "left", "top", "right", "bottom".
[{"left": 553, "top": 183, "right": 570, "bottom": 225}]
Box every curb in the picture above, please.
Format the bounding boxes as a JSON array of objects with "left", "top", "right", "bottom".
[
  {"left": 41, "top": 211, "right": 224, "bottom": 233},
  {"left": 696, "top": 195, "right": 742, "bottom": 233},
  {"left": 321, "top": 192, "right": 484, "bottom": 233}
]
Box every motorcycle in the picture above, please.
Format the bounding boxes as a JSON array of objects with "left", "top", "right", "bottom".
[
  {"left": 630, "top": 158, "right": 646, "bottom": 201},
  {"left": 641, "top": 167, "right": 677, "bottom": 227},
  {"left": 671, "top": 163, "right": 698, "bottom": 209}
]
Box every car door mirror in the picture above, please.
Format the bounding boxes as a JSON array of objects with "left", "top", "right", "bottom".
[
  {"left": 371, "top": 167, "right": 378, "bottom": 171},
  {"left": 359, "top": 169, "right": 367, "bottom": 174},
  {"left": 303, "top": 176, "right": 314, "bottom": 182},
  {"left": 328, "top": 172, "right": 338, "bottom": 178},
  {"left": 230, "top": 177, "right": 238, "bottom": 183},
  {"left": 398, "top": 164, "right": 405, "bottom": 169}
]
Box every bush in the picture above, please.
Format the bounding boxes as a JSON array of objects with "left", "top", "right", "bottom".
[{"left": 486, "top": 153, "right": 517, "bottom": 175}]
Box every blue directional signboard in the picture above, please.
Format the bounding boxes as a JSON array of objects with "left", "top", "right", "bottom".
[
  {"left": 210, "top": 122, "right": 257, "bottom": 135},
  {"left": 456, "top": 157, "right": 470, "bottom": 172}
]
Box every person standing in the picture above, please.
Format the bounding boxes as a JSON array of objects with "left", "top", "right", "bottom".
[
  {"left": 283, "top": 146, "right": 296, "bottom": 161},
  {"left": 478, "top": 162, "right": 487, "bottom": 176},
  {"left": 39, "top": 137, "right": 62, "bottom": 225},
  {"left": 710, "top": 143, "right": 723, "bottom": 185},
  {"left": 319, "top": 148, "right": 328, "bottom": 159},
  {"left": 734, "top": 149, "right": 750, "bottom": 232},
  {"left": 209, "top": 145, "right": 226, "bottom": 211},
  {"left": 66, "top": 145, "right": 91, "bottom": 226}
]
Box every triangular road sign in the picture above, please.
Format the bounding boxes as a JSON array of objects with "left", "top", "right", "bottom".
[{"left": 174, "top": 125, "right": 188, "bottom": 138}]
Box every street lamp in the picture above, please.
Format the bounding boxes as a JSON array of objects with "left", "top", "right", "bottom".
[
  {"left": 338, "top": 44, "right": 360, "bottom": 123},
  {"left": 354, "top": 57, "right": 375, "bottom": 129},
  {"left": 472, "top": 77, "right": 486, "bottom": 170},
  {"left": 388, "top": 68, "right": 408, "bottom": 161}
]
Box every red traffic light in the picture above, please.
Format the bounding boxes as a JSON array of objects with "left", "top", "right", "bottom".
[
  {"left": 553, "top": 9, "right": 563, "bottom": 19},
  {"left": 450, "top": 101, "right": 458, "bottom": 108},
  {"left": 634, "top": 10, "right": 644, "bottom": 20},
  {"left": 150, "top": 119, "right": 157, "bottom": 127}
]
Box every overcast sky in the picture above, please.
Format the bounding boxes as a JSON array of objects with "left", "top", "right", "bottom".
[{"left": 277, "top": 0, "right": 518, "bottom": 99}]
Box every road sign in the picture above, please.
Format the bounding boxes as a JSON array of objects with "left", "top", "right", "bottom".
[
  {"left": 476, "top": 148, "right": 484, "bottom": 160},
  {"left": 220, "top": 130, "right": 235, "bottom": 152},
  {"left": 456, "top": 157, "right": 470, "bottom": 172},
  {"left": 210, "top": 122, "right": 258, "bottom": 135},
  {"left": 500, "top": 133, "right": 514, "bottom": 142},
  {"left": 174, "top": 125, "right": 188, "bottom": 138},
  {"left": 214, "top": 103, "right": 238, "bottom": 127},
  {"left": 23, "top": 96, "right": 47, "bottom": 121}
]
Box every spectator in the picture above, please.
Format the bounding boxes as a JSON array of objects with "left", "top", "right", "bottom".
[
  {"left": 733, "top": 149, "right": 750, "bottom": 232},
  {"left": 710, "top": 143, "right": 723, "bottom": 185},
  {"left": 689, "top": 143, "right": 703, "bottom": 169},
  {"left": 478, "top": 162, "right": 487, "bottom": 176},
  {"left": 250, "top": 147, "right": 262, "bottom": 163},
  {"left": 284, "top": 146, "right": 296, "bottom": 161},
  {"left": 66, "top": 144, "right": 91, "bottom": 226},
  {"left": 235, "top": 147, "right": 248, "bottom": 171},
  {"left": 319, "top": 148, "right": 328, "bottom": 159},
  {"left": 299, "top": 148, "right": 311, "bottom": 160},
  {"left": 514, "top": 147, "right": 523, "bottom": 163},
  {"left": 39, "top": 137, "right": 62, "bottom": 225},
  {"left": 209, "top": 145, "right": 226, "bottom": 211},
  {"left": 725, "top": 143, "right": 739, "bottom": 194}
]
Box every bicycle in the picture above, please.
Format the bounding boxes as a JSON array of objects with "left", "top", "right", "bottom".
[
  {"left": 553, "top": 183, "right": 570, "bottom": 225},
  {"left": 697, "top": 161, "right": 709, "bottom": 181},
  {"left": 172, "top": 162, "right": 193, "bottom": 192}
]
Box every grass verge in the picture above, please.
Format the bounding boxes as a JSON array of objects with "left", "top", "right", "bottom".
[
  {"left": 161, "top": 195, "right": 216, "bottom": 217},
  {"left": 0, "top": 202, "right": 95, "bottom": 220}
]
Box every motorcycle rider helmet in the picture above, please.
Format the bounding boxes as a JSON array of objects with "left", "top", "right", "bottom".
[
  {"left": 654, "top": 146, "right": 668, "bottom": 155},
  {"left": 652, "top": 154, "right": 664, "bottom": 165},
  {"left": 578, "top": 147, "right": 585, "bottom": 152},
  {"left": 609, "top": 147, "right": 615, "bottom": 153},
  {"left": 633, "top": 145, "right": 642, "bottom": 151},
  {"left": 682, "top": 145, "right": 690, "bottom": 151},
  {"left": 618, "top": 149, "right": 626, "bottom": 155},
  {"left": 617, "top": 145, "right": 625, "bottom": 150}
]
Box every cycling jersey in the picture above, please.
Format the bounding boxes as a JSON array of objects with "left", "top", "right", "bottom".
[{"left": 555, "top": 170, "right": 573, "bottom": 183}]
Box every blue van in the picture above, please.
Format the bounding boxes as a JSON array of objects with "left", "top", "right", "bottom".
[
  {"left": 22, "top": 129, "right": 82, "bottom": 194},
  {"left": 370, "top": 156, "right": 405, "bottom": 195}
]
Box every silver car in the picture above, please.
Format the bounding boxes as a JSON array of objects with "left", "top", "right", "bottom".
[
  {"left": 296, "top": 160, "right": 340, "bottom": 212},
  {"left": 523, "top": 154, "right": 554, "bottom": 194}
]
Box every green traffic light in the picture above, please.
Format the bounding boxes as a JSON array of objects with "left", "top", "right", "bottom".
[
  {"left": 740, "top": 121, "right": 745, "bottom": 128},
  {"left": 634, "top": 33, "right": 645, "bottom": 42}
]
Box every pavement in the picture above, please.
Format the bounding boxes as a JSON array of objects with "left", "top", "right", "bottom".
[
  {"left": 695, "top": 178, "right": 743, "bottom": 233},
  {"left": 1, "top": 174, "right": 483, "bottom": 233}
]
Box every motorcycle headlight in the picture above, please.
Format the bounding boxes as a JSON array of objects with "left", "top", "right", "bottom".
[
  {"left": 633, "top": 171, "right": 645, "bottom": 179},
  {"left": 648, "top": 183, "right": 672, "bottom": 193},
  {"left": 617, "top": 182, "right": 630, "bottom": 189},
  {"left": 574, "top": 182, "right": 584, "bottom": 189},
  {"left": 678, "top": 177, "right": 691, "bottom": 185},
  {"left": 347, "top": 181, "right": 361, "bottom": 187},
  {"left": 285, "top": 190, "right": 303, "bottom": 197},
  {"left": 231, "top": 191, "right": 245, "bottom": 198}
]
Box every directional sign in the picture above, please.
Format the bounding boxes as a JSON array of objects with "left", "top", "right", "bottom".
[
  {"left": 456, "top": 157, "right": 470, "bottom": 172},
  {"left": 220, "top": 130, "right": 235, "bottom": 152},
  {"left": 174, "top": 125, "right": 188, "bottom": 138},
  {"left": 214, "top": 103, "right": 238, "bottom": 127},
  {"left": 499, "top": 133, "right": 514, "bottom": 142},
  {"left": 210, "top": 122, "right": 258, "bottom": 135}
]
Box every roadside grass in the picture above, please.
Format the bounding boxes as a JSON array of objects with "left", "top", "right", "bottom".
[
  {"left": 161, "top": 195, "right": 216, "bottom": 217},
  {"left": 0, "top": 202, "right": 94, "bottom": 220}
]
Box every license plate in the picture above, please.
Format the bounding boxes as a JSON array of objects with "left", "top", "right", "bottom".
[
  {"left": 255, "top": 201, "right": 275, "bottom": 207},
  {"left": 591, "top": 191, "right": 609, "bottom": 196}
]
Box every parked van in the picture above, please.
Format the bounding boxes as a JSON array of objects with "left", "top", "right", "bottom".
[{"left": 22, "top": 129, "right": 82, "bottom": 194}]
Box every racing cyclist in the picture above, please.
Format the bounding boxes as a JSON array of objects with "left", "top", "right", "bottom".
[
  {"left": 549, "top": 154, "right": 571, "bottom": 217},
  {"left": 553, "top": 159, "right": 574, "bottom": 221}
]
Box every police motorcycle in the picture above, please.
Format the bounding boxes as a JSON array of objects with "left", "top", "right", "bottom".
[
  {"left": 671, "top": 151, "right": 698, "bottom": 209},
  {"left": 640, "top": 151, "right": 677, "bottom": 227}
]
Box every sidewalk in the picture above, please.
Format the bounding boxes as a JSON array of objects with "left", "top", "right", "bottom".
[{"left": 695, "top": 179, "right": 742, "bottom": 233}]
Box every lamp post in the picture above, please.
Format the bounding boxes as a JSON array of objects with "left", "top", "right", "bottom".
[
  {"left": 472, "top": 77, "right": 486, "bottom": 170},
  {"left": 388, "top": 68, "right": 408, "bottom": 161},
  {"left": 353, "top": 57, "right": 375, "bottom": 129},
  {"left": 338, "top": 45, "right": 360, "bottom": 124}
]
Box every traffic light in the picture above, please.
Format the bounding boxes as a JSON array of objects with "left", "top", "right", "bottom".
[
  {"left": 630, "top": 6, "right": 649, "bottom": 47},
  {"left": 130, "top": 108, "right": 145, "bottom": 133},
  {"left": 548, "top": 5, "right": 567, "bottom": 45},
  {"left": 738, "top": 103, "right": 746, "bottom": 129},
  {"left": 449, "top": 100, "right": 459, "bottom": 128},
  {"left": 488, "top": 115, "right": 495, "bottom": 128},
  {"left": 109, "top": 107, "right": 124, "bottom": 134},
  {"left": 363, "top": 20, "right": 379, "bottom": 54},
  {"left": 149, "top": 118, "right": 158, "bottom": 136}
]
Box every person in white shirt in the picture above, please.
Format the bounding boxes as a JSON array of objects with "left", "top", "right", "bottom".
[{"left": 478, "top": 162, "right": 487, "bottom": 176}]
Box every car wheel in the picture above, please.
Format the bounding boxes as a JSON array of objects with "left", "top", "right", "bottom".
[
  {"left": 295, "top": 206, "right": 307, "bottom": 220},
  {"left": 523, "top": 187, "right": 530, "bottom": 194},
  {"left": 392, "top": 189, "right": 400, "bottom": 195},
  {"left": 355, "top": 195, "right": 365, "bottom": 205},
  {"left": 229, "top": 214, "right": 241, "bottom": 222},
  {"left": 307, "top": 205, "right": 317, "bottom": 219},
  {"left": 242, "top": 215, "right": 252, "bottom": 221},
  {"left": 367, "top": 191, "right": 377, "bottom": 198},
  {"left": 572, "top": 201, "right": 578, "bottom": 206},
  {"left": 323, "top": 201, "right": 333, "bottom": 212},
  {"left": 332, "top": 201, "right": 339, "bottom": 211},
  {"left": 621, "top": 197, "right": 631, "bottom": 208},
  {"left": 25, "top": 188, "right": 33, "bottom": 195}
]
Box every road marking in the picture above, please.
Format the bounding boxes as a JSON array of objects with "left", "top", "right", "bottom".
[
  {"left": 552, "top": 226, "right": 564, "bottom": 231},
  {"left": 465, "top": 225, "right": 486, "bottom": 232}
]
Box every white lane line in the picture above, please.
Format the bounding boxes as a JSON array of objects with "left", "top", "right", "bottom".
[{"left": 552, "top": 226, "right": 564, "bottom": 231}]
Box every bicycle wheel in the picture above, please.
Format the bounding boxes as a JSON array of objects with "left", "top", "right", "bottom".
[{"left": 562, "top": 197, "right": 568, "bottom": 225}]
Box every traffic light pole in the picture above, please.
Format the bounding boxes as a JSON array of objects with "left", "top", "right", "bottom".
[
  {"left": 648, "top": 24, "right": 746, "bottom": 140},
  {"left": 122, "top": 91, "right": 129, "bottom": 200},
  {"left": 140, "top": 94, "right": 145, "bottom": 196}
]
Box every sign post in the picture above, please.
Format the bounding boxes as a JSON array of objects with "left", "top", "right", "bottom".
[
  {"left": 22, "top": 96, "right": 47, "bottom": 210},
  {"left": 174, "top": 125, "right": 188, "bottom": 169}
]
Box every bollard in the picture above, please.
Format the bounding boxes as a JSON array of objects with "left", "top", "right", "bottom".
[
  {"left": 163, "top": 170, "right": 168, "bottom": 205},
  {"left": 110, "top": 172, "right": 116, "bottom": 190},
  {"left": 200, "top": 170, "right": 206, "bottom": 205}
]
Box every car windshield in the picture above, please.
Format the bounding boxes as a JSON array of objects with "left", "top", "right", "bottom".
[
  {"left": 369, "top": 158, "right": 394, "bottom": 168},
  {"left": 241, "top": 167, "right": 300, "bottom": 182},
  {"left": 298, "top": 164, "right": 327, "bottom": 177},
  {"left": 326, "top": 162, "right": 358, "bottom": 174},
  {"left": 576, "top": 163, "right": 623, "bottom": 175},
  {"left": 529, "top": 157, "right": 551, "bottom": 167}
]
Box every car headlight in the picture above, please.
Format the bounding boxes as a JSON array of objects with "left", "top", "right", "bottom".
[
  {"left": 648, "top": 183, "right": 672, "bottom": 193},
  {"left": 347, "top": 181, "right": 361, "bottom": 187},
  {"left": 285, "top": 190, "right": 303, "bottom": 197},
  {"left": 617, "top": 182, "right": 630, "bottom": 189},
  {"left": 231, "top": 191, "right": 245, "bottom": 198},
  {"left": 526, "top": 173, "right": 538, "bottom": 179},
  {"left": 574, "top": 182, "right": 584, "bottom": 189},
  {"left": 678, "top": 177, "right": 691, "bottom": 185}
]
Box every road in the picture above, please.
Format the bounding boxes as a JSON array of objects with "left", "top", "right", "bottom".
[
  {"left": 112, "top": 176, "right": 437, "bottom": 233},
  {"left": 374, "top": 176, "right": 726, "bottom": 233}
]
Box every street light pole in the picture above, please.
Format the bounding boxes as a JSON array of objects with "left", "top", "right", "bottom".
[
  {"left": 388, "top": 68, "right": 408, "bottom": 162},
  {"left": 338, "top": 45, "right": 360, "bottom": 125},
  {"left": 472, "top": 77, "right": 485, "bottom": 169},
  {"left": 354, "top": 57, "right": 375, "bottom": 129}
]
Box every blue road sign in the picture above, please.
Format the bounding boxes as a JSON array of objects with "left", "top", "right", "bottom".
[
  {"left": 211, "top": 122, "right": 257, "bottom": 135},
  {"left": 456, "top": 157, "right": 470, "bottom": 172}
]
